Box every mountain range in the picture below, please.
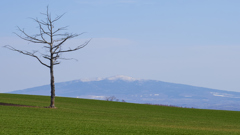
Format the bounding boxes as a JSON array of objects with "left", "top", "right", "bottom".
[{"left": 9, "top": 75, "right": 240, "bottom": 111}]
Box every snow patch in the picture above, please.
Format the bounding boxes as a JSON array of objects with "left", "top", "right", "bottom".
[
  {"left": 76, "top": 95, "right": 106, "bottom": 100},
  {"left": 107, "top": 75, "right": 139, "bottom": 81},
  {"left": 79, "top": 77, "right": 104, "bottom": 82},
  {"left": 210, "top": 92, "right": 238, "bottom": 98},
  {"left": 89, "top": 95, "right": 106, "bottom": 99},
  {"left": 79, "top": 75, "right": 141, "bottom": 82}
]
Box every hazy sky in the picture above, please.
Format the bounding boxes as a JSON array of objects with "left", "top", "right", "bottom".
[{"left": 1, "top": 0, "right": 240, "bottom": 93}]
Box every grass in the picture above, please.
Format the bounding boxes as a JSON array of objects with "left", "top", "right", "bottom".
[{"left": 0, "top": 93, "right": 240, "bottom": 135}]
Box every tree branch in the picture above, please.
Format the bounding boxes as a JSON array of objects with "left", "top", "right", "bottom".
[
  {"left": 14, "top": 27, "right": 48, "bottom": 44},
  {"left": 6, "top": 6, "right": 91, "bottom": 69},
  {"left": 52, "top": 13, "right": 66, "bottom": 23},
  {"left": 52, "top": 26, "right": 68, "bottom": 35},
  {"left": 4, "top": 45, "right": 50, "bottom": 68},
  {"left": 57, "top": 39, "right": 91, "bottom": 53}
]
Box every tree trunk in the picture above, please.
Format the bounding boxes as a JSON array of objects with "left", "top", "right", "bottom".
[
  {"left": 50, "top": 64, "right": 55, "bottom": 108},
  {"left": 49, "top": 23, "right": 55, "bottom": 108}
]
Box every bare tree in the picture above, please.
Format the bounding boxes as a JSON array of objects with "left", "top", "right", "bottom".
[{"left": 4, "top": 7, "right": 90, "bottom": 108}]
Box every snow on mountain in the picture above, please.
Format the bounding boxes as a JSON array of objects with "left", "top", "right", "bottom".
[
  {"left": 106, "top": 75, "right": 141, "bottom": 81},
  {"left": 79, "top": 77, "right": 104, "bottom": 82},
  {"left": 79, "top": 75, "right": 141, "bottom": 82}
]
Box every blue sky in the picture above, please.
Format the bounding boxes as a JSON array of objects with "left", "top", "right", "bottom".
[{"left": 1, "top": 0, "right": 240, "bottom": 92}]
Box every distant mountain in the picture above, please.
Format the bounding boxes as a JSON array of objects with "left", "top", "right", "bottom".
[{"left": 9, "top": 75, "right": 240, "bottom": 111}]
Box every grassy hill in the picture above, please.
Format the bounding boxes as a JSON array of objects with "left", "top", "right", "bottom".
[{"left": 0, "top": 93, "right": 240, "bottom": 135}]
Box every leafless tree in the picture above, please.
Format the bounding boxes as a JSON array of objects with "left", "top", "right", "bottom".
[{"left": 4, "top": 7, "right": 90, "bottom": 108}]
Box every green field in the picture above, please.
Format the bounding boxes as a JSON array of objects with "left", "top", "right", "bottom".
[{"left": 0, "top": 93, "right": 240, "bottom": 135}]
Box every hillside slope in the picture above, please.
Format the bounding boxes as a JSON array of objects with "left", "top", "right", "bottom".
[{"left": 1, "top": 94, "right": 240, "bottom": 135}]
